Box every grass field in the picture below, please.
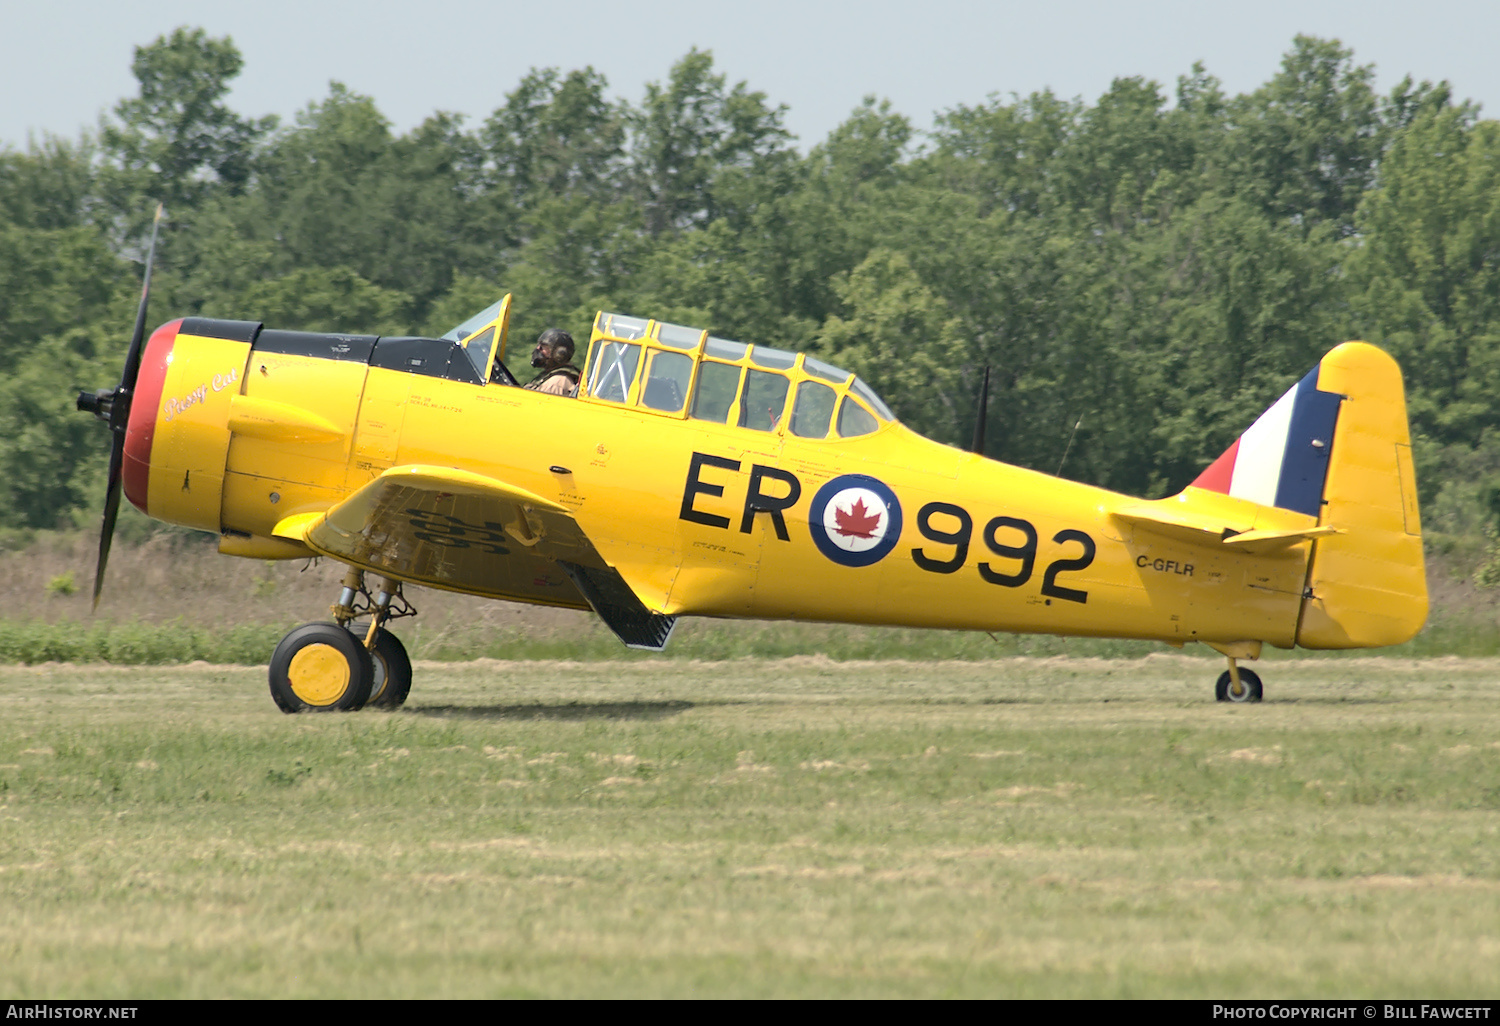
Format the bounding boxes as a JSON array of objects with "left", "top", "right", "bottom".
[{"left": 2, "top": 655, "right": 1498, "bottom": 998}]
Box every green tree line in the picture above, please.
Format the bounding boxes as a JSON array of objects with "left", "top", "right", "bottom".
[{"left": 3, "top": 27, "right": 1499, "bottom": 541}]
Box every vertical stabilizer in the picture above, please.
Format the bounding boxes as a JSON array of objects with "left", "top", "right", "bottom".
[
  {"left": 1293, "top": 342, "right": 1427, "bottom": 648},
  {"left": 1190, "top": 365, "right": 1343, "bottom": 517}
]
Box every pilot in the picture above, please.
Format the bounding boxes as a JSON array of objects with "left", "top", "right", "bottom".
[{"left": 525, "top": 329, "right": 581, "bottom": 396}]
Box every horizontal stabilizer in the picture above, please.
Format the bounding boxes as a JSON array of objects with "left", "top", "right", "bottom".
[
  {"left": 1112, "top": 498, "right": 1331, "bottom": 552},
  {"left": 1220, "top": 525, "right": 1340, "bottom": 554},
  {"left": 1111, "top": 501, "right": 1251, "bottom": 545}
]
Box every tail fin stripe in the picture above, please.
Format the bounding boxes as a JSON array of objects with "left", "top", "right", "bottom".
[
  {"left": 1226, "top": 383, "right": 1297, "bottom": 507},
  {"left": 1193, "top": 438, "right": 1239, "bottom": 494},
  {"left": 1274, "top": 369, "right": 1343, "bottom": 518},
  {"left": 1192, "top": 365, "right": 1344, "bottom": 518}
]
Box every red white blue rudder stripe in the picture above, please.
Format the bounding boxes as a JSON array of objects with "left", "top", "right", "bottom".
[{"left": 1190, "top": 365, "right": 1344, "bottom": 518}]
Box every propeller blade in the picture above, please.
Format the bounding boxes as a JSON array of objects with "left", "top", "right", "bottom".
[
  {"left": 119, "top": 203, "right": 165, "bottom": 392},
  {"left": 92, "top": 435, "right": 126, "bottom": 611},
  {"left": 89, "top": 202, "right": 164, "bottom": 608}
]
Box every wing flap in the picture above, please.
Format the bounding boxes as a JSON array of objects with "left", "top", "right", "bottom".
[{"left": 557, "top": 561, "right": 677, "bottom": 651}]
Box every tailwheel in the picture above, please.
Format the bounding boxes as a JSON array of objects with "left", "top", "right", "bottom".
[
  {"left": 269, "top": 622, "right": 374, "bottom": 713},
  {"left": 1215, "top": 666, "right": 1264, "bottom": 703},
  {"left": 350, "top": 622, "right": 412, "bottom": 709}
]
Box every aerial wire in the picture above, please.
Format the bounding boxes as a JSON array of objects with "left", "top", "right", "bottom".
[{"left": 1055, "top": 414, "right": 1084, "bottom": 478}]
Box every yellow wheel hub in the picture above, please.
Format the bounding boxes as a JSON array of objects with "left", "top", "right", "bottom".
[{"left": 287, "top": 643, "right": 351, "bottom": 706}]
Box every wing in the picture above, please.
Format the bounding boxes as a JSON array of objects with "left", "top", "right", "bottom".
[{"left": 273, "top": 465, "right": 676, "bottom": 650}]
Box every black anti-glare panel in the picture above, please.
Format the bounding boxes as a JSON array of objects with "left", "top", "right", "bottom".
[
  {"left": 180, "top": 318, "right": 263, "bottom": 344},
  {"left": 253, "top": 330, "right": 378, "bottom": 362},
  {"left": 369, "top": 337, "right": 484, "bottom": 384}
]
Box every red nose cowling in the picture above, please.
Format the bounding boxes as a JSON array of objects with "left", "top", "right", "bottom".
[{"left": 121, "top": 319, "right": 182, "bottom": 516}]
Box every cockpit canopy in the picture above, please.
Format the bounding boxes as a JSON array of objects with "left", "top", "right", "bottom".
[
  {"left": 441, "top": 296, "right": 511, "bottom": 383},
  {"left": 581, "top": 312, "right": 896, "bottom": 439}
]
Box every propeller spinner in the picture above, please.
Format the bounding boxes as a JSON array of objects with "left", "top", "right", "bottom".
[{"left": 76, "top": 203, "right": 165, "bottom": 609}]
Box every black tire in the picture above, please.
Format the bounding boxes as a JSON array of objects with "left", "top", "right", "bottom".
[
  {"left": 1215, "top": 668, "right": 1264, "bottom": 703},
  {"left": 268, "top": 622, "right": 374, "bottom": 713},
  {"left": 348, "top": 622, "right": 413, "bottom": 709}
]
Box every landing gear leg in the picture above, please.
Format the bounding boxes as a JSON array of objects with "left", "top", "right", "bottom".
[
  {"left": 265, "top": 568, "right": 419, "bottom": 714},
  {"left": 1214, "top": 657, "right": 1264, "bottom": 703},
  {"left": 331, "top": 570, "right": 415, "bottom": 710}
]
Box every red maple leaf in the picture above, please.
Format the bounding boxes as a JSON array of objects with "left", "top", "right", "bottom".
[{"left": 833, "top": 497, "right": 882, "bottom": 539}]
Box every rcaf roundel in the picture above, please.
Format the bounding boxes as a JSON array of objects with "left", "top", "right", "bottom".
[{"left": 808, "top": 475, "right": 903, "bottom": 567}]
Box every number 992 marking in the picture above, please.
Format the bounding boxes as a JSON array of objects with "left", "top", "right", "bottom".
[{"left": 911, "top": 502, "right": 1096, "bottom": 604}]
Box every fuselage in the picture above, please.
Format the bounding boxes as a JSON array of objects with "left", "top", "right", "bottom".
[{"left": 122, "top": 314, "right": 1422, "bottom": 653}]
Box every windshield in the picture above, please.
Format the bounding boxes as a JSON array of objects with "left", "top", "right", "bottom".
[{"left": 441, "top": 299, "right": 506, "bottom": 342}]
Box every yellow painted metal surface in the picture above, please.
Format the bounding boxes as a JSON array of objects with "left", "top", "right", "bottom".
[
  {"left": 227, "top": 395, "right": 342, "bottom": 442},
  {"left": 143, "top": 331, "right": 250, "bottom": 531},
  {"left": 1295, "top": 343, "right": 1429, "bottom": 648},
  {"left": 287, "top": 643, "right": 351, "bottom": 705},
  {"left": 222, "top": 347, "right": 365, "bottom": 539},
  {"left": 348, "top": 366, "right": 411, "bottom": 489},
  {"left": 217, "top": 533, "right": 311, "bottom": 560}
]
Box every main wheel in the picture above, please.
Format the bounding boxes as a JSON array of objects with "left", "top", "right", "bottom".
[
  {"left": 348, "top": 622, "right": 412, "bottom": 709},
  {"left": 1215, "top": 668, "right": 1264, "bottom": 703},
  {"left": 269, "top": 622, "right": 374, "bottom": 713}
]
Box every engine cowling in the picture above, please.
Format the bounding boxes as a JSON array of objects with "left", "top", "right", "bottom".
[{"left": 123, "top": 318, "right": 257, "bottom": 532}]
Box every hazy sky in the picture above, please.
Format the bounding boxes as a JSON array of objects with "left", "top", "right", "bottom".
[{"left": 2, "top": 0, "right": 1493, "bottom": 151}]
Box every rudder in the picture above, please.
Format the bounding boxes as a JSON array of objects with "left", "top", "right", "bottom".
[{"left": 1294, "top": 342, "right": 1426, "bottom": 648}]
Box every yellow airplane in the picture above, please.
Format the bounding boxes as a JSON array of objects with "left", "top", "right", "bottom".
[{"left": 78, "top": 214, "right": 1427, "bottom": 713}]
